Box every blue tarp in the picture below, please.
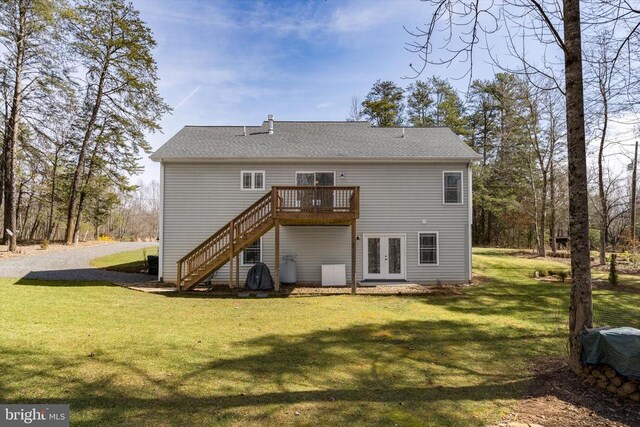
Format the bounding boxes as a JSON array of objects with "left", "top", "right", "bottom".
[{"left": 581, "top": 327, "right": 640, "bottom": 380}]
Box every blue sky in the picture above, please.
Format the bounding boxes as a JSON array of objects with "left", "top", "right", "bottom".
[
  {"left": 132, "top": 0, "right": 638, "bottom": 184},
  {"left": 133, "top": 0, "right": 500, "bottom": 183}
]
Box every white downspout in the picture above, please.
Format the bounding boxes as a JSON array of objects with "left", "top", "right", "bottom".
[
  {"left": 467, "top": 162, "right": 473, "bottom": 282},
  {"left": 159, "top": 161, "right": 165, "bottom": 281}
]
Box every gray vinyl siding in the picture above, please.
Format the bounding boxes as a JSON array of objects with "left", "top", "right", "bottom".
[{"left": 161, "top": 162, "right": 471, "bottom": 284}]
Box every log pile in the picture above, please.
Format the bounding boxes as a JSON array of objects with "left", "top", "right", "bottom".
[{"left": 582, "top": 364, "right": 640, "bottom": 402}]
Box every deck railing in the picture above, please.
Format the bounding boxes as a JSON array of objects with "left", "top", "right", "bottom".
[{"left": 274, "top": 186, "right": 358, "bottom": 214}]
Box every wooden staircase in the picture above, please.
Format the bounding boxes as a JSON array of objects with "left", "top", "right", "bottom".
[
  {"left": 176, "top": 186, "right": 359, "bottom": 291},
  {"left": 176, "top": 192, "right": 275, "bottom": 291}
]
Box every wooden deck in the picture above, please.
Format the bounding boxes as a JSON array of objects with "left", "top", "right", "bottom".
[{"left": 176, "top": 186, "right": 359, "bottom": 292}]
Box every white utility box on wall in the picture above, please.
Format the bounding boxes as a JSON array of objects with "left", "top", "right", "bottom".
[{"left": 321, "top": 264, "right": 347, "bottom": 286}]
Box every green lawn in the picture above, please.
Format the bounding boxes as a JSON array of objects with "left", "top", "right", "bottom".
[
  {"left": 90, "top": 246, "right": 158, "bottom": 273},
  {"left": 1, "top": 248, "right": 639, "bottom": 426}
]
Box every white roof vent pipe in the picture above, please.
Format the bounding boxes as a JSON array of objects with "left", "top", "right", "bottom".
[
  {"left": 268, "top": 114, "right": 274, "bottom": 134},
  {"left": 243, "top": 126, "right": 247, "bottom": 136},
  {"left": 402, "top": 127, "right": 405, "bottom": 138}
]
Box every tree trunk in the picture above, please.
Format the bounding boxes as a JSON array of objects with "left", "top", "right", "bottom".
[
  {"left": 631, "top": 140, "right": 638, "bottom": 244},
  {"left": 64, "top": 54, "right": 110, "bottom": 245},
  {"left": 564, "top": 0, "right": 593, "bottom": 374},
  {"left": 549, "top": 159, "right": 557, "bottom": 255},
  {"left": 20, "top": 190, "right": 31, "bottom": 240},
  {"left": 539, "top": 177, "right": 547, "bottom": 257},
  {"left": 72, "top": 127, "right": 104, "bottom": 243},
  {"left": 2, "top": 1, "right": 27, "bottom": 252},
  {"left": 528, "top": 160, "right": 543, "bottom": 254},
  {"left": 29, "top": 202, "right": 42, "bottom": 241},
  {"left": 72, "top": 190, "right": 86, "bottom": 243},
  {"left": 597, "top": 91, "right": 609, "bottom": 265},
  {"left": 47, "top": 150, "right": 59, "bottom": 240}
]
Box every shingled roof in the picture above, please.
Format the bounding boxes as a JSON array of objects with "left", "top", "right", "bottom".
[{"left": 150, "top": 120, "right": 481, "bottom": 162}]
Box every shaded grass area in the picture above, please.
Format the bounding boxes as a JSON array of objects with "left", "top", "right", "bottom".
[
  {"left": 1, "top": 248, "right": 639, "bottom": 426},
  {"left": 89, "top": 246, "right": 158, "bottom": 273}
]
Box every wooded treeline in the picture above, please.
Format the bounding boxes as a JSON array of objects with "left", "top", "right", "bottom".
[
  {"left": 352, "top": 70, "right": 637, "bottom": 257},
  {"left": 0, "top": 0, "right": 168, "bottom": 250}
]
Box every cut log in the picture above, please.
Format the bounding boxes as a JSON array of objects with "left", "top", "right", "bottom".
[
  {"left": 604, "top": 367, "right": 616, "bottom": 379},
  {"left": 622, "top": 381, "right": 639, "bottom": 395},
  {"left": 584, "top": 376, "right": 597, "bottom": 386}
]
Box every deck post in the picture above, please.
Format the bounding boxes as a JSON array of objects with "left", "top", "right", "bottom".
[
  {"left": 177, "top": 261, "right": 182, "bottom": 291},
  {"left": 229, "top": 220, "right": 234, "bottom": 288},
  {"left": 351, "top": 219, "right": 357, "bottom": 294},
  {"left": 236, "top": 254, "right": 240, "bottom": 287},
  {"left": 271, "top": 187, "right": 277, "bottom": 218},
  {"left": 274, "top": 219, "right": 280, "bottom": 291}
]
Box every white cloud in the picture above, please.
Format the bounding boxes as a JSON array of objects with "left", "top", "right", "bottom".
[{"left": 328, "top": 0, "right": 422, "bottom": 34}]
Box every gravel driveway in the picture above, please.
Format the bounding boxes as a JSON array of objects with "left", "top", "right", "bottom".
[{"left": 0, "top": 242, "right": 156, "bottom": 283}]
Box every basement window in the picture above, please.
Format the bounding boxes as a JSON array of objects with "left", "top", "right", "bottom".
[
  {"left": 242, "top": 238, "right": 262, "bottom": 266},
  {"left": 241, "top": 171, "right": 265, "bottom": 190}
]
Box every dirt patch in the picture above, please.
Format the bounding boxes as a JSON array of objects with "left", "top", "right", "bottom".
[
  {"left": 494, "top": 358, "right": 640, "bottom": 427},
  {"left": 130, "top": 282, "right": 471, "bottom": 296},
  {"left": 284, "top": 283, "right": 466, "bottom": 296},
  {"left": 535, "top": 276, "right": 570, "bottom": 284},
  {"left": 513, "top": 251, "right": 572, "bottom": 263},
  {"left": 0, "top": 240, "right": 113, "bottom": 259},
  {"left": 117, "top": 281, "right": 176, "bottom": 293},
  {"left": 592, "top": 279, "right": 640, "bottom": 295}
]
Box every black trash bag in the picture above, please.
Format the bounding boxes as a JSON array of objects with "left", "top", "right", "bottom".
[
  {"left": 244, "top": 262, "right": 274, "bottom": 291},
  {"left": 147, "top": 255, "right": 159, "bottom": 276}
]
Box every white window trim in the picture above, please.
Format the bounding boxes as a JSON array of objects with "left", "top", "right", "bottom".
[
  {"left": 442, "top": 170, "right": 463, "bottom": 205},
  {"left": 240, "top": 170, "right": 266, "bottom": 191},
  {"left": 418, "top": 231, "right": 440, "bottom": 266},
  {"left": 241, "top": 237, "right": 263, "bottom": 266},
  {"left": 294, "top": 171, "right": 336, "bottom": 186}
]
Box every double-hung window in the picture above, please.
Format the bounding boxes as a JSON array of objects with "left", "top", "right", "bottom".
[
  {"left": 242, "top": 238, "right": 262, "bottom": 265},
  {"left": 419, "top": 233, "right": 438, "bottom": 265},
  {"left": 241, "top": 171, "right": 265, "bottom": 190},
  {"left": 443, "top": 171, "right": 463, "bottom": 204}
]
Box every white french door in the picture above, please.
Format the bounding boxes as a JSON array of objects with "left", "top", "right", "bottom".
[{"left": 363, "top": 234, "right": 406, "bottom": 280}]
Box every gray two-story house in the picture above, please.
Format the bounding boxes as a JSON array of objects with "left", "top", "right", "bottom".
[{"left": 150, "top": 117, "right": 481, "bottom": 292}]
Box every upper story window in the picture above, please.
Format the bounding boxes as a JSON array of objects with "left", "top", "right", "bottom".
[
  {"left": 443, "top": 171, "right": 463, "bottom": 204},
  {"left": 241, "top": 171, "right": 265, "bottom": 190}
]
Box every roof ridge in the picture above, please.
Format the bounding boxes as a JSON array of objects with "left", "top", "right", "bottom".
[
  {"left": 260, "top": 120, "right": 370, "bottom": 124},
  {"left": 183, "top": 125, "right": 263, "bottom": 128}
]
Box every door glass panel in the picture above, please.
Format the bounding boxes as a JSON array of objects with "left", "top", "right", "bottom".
[
  {"left": 315, "top": 172, "right": 335, "bottom": 186},
  {"left": 368, "top": 238, "right": 380, "bottom": 274},
  {"left": 296, "top": 173, "right": 315, "bottom": 209},
  {"left": 315, "top": 173, "right": 334, "bottom": 208},
  {"left": 388, "top": 237, "right": 401, "bottom": 274},
  {"left": 296, "top": 173, "right": 314, "bottom": 186}
]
